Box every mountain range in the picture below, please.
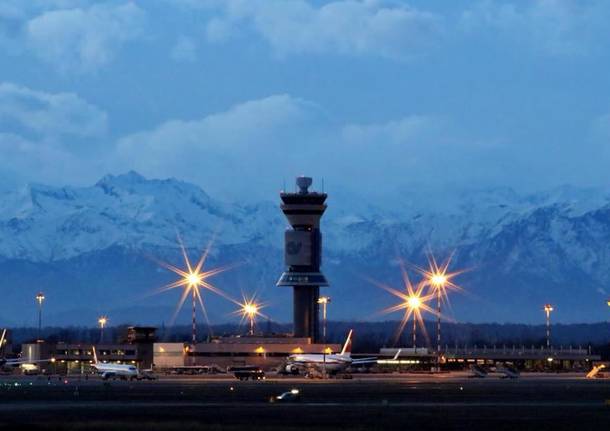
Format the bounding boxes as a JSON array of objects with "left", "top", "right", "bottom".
[{"left": 1, "top": 171, "right": 610, "bottom": 326}]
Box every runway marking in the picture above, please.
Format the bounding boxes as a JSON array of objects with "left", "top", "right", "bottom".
[{"left": 0, "top": 401, "right": 608, "bottom": 410}]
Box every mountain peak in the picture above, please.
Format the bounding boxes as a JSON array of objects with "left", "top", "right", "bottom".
[{"left": 96, "top": 170, "right": 147, "bottom": 187}]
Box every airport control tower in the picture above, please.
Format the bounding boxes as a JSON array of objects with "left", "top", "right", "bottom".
[{"left": 277, "top": 176, "right": 328, "bottom": 342}]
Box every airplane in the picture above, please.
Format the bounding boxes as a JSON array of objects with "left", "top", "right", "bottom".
[
  {"left": 469, "top": 364, "right": 489, "bottom": 378},
  {"left": 0, "top": 329, "right": 53, "bottom": 368},
  {"left": 90, "top": 346, "right": 139, "bottom": 380},
  {"left": 284, "top": 330, "right": 378, "bottom": 375},
  {"left": 496, "top": 364, "right": 520, "bottom": 379}
]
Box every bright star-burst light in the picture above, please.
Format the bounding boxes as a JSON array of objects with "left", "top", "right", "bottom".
[
  {"left": 370, "top": 261, "right": 438, "bottom": 346},
  {"left": 232, "top": 293, "right": 269, "bottom": 335},
  {"left": 413, "top": 252, "right": 467, "bottom": 309},
  {"left": 153, "top": 236, "right": 239, "bottom": 327}
]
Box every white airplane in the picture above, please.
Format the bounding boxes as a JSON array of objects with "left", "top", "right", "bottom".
[
  {"left": 469, "top": 364, "right": 489, "bottom": 378},
  {"left": 0, "top": 329, "right": 52, "bottom": 368},
  {"left": 496, "top": 365, "right": 520, "bottom": 379},
  {"left": 91, "top": 346, "right": 139, "bottom": 380},
  {"left": 285, "top": 330, "right": 377, "bottom": 374}
]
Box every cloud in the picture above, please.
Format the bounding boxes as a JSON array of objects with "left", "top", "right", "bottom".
[
  {"left": 25, "top": 2, "right": 146, "bottom": 73},
  {"left": 113, "top": 93, "right": 462, "bottom": 199},
  {"left": 0, "top": 82, "right": 107, "bottom": 138},
  {"left": 114, "top": 94, "right": 326, "bottom": 192},
  {"left": 461, "top": 0, "right": 610, "bottom": 56},
  {"left": 0, "top": 82, "right": 108, "bottom": 184},
  {"left": 170, "top": 35, "right": 197, "bottom": 62},
  {"left": 204, "top": 0, "right": 442, "bottom": 60}
]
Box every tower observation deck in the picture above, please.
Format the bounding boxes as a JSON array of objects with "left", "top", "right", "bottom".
[{"left": 276, "top": 176, "right": 328, "bottom": 342}]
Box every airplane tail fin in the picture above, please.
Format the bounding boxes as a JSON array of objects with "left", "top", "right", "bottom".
[
  {"left": 0, "top": 329, "right": 5, "bottom": 354},
  {"left": 392, "top": 349, "right": 402, "bottom": 361},
  {"left": 92, "top": 346, "right": 98, "bottom": 364},
  {"left": 340, "top": 329, "right": 353, "bottom": 356}
]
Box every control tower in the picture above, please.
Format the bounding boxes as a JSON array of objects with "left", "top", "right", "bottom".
[{"left": 277, "top": 176, "right": 328, "bottom": 342}]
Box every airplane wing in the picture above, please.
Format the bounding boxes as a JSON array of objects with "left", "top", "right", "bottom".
[
  {"left": 4, "top": 358, "right": 54, "bottom": 366},
  {"left": 351, "top": 357, "right": 378, "bottom": 365}
]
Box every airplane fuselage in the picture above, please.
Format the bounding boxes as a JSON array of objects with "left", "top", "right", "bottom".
[
  {"left": 92, "top": 363, "right": 138, "bottom": 379},
  {"left": 287, "top": 353, "right": 352, "bottom": 372}
]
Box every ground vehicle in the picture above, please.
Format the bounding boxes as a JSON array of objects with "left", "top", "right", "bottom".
[
  {"left": 270, "top": 389, "right": 301, "bottom": 403},
  {"left": 139, "top": 369, "right": 157, "bottom": 380},
  {"left": 229, "top": 366, "right": 265, "bottom": 380}
]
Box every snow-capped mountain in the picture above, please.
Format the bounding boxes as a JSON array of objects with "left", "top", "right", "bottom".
[{"left": 1, "top": 172, "right": 610, "bottom": 326}]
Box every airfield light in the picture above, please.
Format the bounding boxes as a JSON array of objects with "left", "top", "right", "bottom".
[
  {"left": 318, "top": 296, "right": 331, "bottom": 346},
  {"left": 318, "top": 295, "right": 332, "bottom": 378},
  {"left": 233, "top": 294, "right": 268, "bottom": 337},
  {"left": 544, "top": 304, "right": 554, "bottom": 349},
  {"left": 35, "top": 292, "right": 45, "bottom": 342},
  {"left": 430, "top": 274, "right": 447, "bottom": 287},
  {"left": 242, "top": 302, "right": 259, "bottom": 336},
  {"left": 606, "top": 299, "right": 610, "bottom": 307},
  {"left": 187, "top": 273, "right": 202, "bottom": 287},
  {"left": 374, "top": 262, "right": 437, "bottom": 348},
  {"left": 407, "top": 296, "right": 422, "bottom": 310},
  {"left": 241, "top": 300, "right": 259, "bottom": 335},
  {"left": 153, "top": 236, "right": 238, "bottom": 351},
  {"left": 98, "top": 316, "right": 108, "bottom": 343},
  {"left": 405, "top": 293, "right": 424, "bottom": 349},
  {"left": 413, "top": 254, "right": 466, "bottom": 371}
]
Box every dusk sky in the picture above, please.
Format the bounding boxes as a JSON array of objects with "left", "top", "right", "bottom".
[{"left": 2, "top": 0, "right": 610, "bottom": 201}]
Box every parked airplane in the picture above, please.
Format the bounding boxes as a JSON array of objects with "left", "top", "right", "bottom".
[
  {"left": 284, "top": 330, "right": 377, "bottom": 375},
  {"left": 0, "top": 329, "right": 52, "bottom": 368},
  {"left": 470, "top": 364, "right": 489, "bottom": 378},
  {"left": 496, "top": 365, "right": 520, "bottom": 379},
  {"left": 91, "top": 346, "right": 139, "bottom": 380}
]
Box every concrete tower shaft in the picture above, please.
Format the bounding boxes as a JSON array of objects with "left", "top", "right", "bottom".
[{"left": 276, "top": 176, "right": 328, "bottom": 342}]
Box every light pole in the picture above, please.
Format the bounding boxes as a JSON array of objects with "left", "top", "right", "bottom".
[
  {"left": 186, "top": 273, "right": 201, "bottom": 346},
  {"left": 544, "top": 304, "right": 554, "bottom": 349},
  {"left": 35, "top": 292, "right": 45, "bottom": 342},
  {"left": 430, "top": 274, "right": 447, "bottom": 371},
  {"left": 318, "top": 296, "right": 331, "bottom": 344},
  {"left": 407, "top": 296, "right": 422, "bottom": 349},
  {"left": 318, "top": 296, "right": 331, "bottom": 378},
  {"left": 98, "top": 316, "right": 108, "bottom": 344},
  {"left": 244, "top": 303, "right": 258, "bottom": 336}
]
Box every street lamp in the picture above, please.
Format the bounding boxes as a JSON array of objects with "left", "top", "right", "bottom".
[
  {"left": 544, "top": 304, "right": 554, "bottom": 349},
  {"left": 98, "top": 316, "right": 108, "bottom": 343},
  {"left": 318, "top": 296, "right": 331, "bottom": 379},
  {"left": 318, "top": 296, "right": 331, "bottom": 344},
  {"left": 243, "top": 303, "right": 258, "bottom": 336},
  {"left": 35, "top": 292, "right": 45, "bottom": 342},
  {"left": 430, "top": 273, "right": 447, "bottom": 368},
  {"left": 407, "top": 295, "right": 422, "bottom": 349}
]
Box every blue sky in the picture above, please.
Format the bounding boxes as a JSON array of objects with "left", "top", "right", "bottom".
[{"left": 1, "top": 0, "right": 610, "bottom": 201}]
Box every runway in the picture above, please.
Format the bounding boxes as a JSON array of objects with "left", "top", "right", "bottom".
[{"left": 1, "top": 374, "right": 610, "bottom": 430}]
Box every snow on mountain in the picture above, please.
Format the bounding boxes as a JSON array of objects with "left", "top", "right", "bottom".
[
  {"left": 0, "top": 171, "right": 283, "bottom": 261},
  {"left": 1, "top": 172, "right": 610, "bottom": 324}
]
